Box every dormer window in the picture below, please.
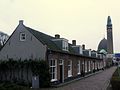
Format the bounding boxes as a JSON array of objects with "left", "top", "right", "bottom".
[
  {"left": 20, "top": 33, "right": 26, "bottom": 41},
  {"left": 62, "top": 39, "right": 68, "bottom": 51},
  {"left": 52, "top": 35, "right": 69, "bottom": 51}
]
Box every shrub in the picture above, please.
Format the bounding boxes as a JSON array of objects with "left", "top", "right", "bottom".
[
  {"left": 0, "top": 59, "right": 50, "bottom": 88},
  {"left": 111, "top": 67, "right": 120, "bottom": 90}
]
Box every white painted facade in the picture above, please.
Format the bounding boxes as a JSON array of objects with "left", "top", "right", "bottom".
[{"left": 0, "top": 21, "right": 47, "bottom": 60}]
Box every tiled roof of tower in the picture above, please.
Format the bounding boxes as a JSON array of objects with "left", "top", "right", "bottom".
[{"left": 98, "top": 38, "right": 107, "bottom": 53}]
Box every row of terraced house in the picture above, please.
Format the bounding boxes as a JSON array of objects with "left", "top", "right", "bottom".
[{"left": 0, "top": 20, "right": 106, "bottom": 85}]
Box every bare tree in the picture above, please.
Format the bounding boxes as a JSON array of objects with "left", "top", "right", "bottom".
[{"left": 0, "top": 32, "right": 9, "bottom": 46}]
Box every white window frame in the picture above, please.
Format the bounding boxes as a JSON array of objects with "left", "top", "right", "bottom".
[
  {"left": 49, "top": 59, "right": 57, "bottom": 82},
  {"left": 62, "top": 39, "right": 68, "bottom": 51},
  {"left": 77, "top": 60, "right": 81, "bottom": 75},
  {"left": 88, "top": 61, "right": 91, "bottom": 71},
  {"left": 95, "top": 62, "right": 97, "bottom": 70},
  {"left": 85, "top": 61, "right": 87, "bottom": 73},
  {"left": 20, "top": 33, "right": 26, "bottom": 41},
  {"left": 79, "top": 46, "right": 83, "bottom": 54},
  {"left": 68, "top": 60, "right": 72, "bottom": 77},
  {"left": 98, "top": 62, "right": 100, "bottom": 69},
  {"left": 92, "top": 61, "right": 94, "bottom": 70}
]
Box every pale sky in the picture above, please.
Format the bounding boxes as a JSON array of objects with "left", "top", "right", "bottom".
[{"left": 0, "top": 0, "right": 120, "bottom": 53}]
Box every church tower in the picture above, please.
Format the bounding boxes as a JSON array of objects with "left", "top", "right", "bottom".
[{"left": 107, "top": 16, "right": 114, "bottom": 54}]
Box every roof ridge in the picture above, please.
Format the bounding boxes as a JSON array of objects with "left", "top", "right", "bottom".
[
  {"left": 25, "top": 26, "right": 54, "bottom": 39},
  {"left": 24, "top": 26, "right": 62, "bottom": 51}
]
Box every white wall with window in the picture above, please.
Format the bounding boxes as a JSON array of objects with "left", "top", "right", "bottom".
[
  {"left": 49, "top": 59, "right": 57, "bottom": 82},
  {"left": 62, "top": 39, "right": 68, "bottom": 51},
  {"left": 77, "top": 60, "right": 81, "bottom": 74},
  {"left": 80, "top": 46, "right": 83, "bottom": 54},
  {"left": 20, "top": 33, "right": 26, "bottom": 41},
  {"left": 85, "top": 61, "right": 87, "bottom": 73},
  {"left": 68, "top": 60, "right": 72, "bottom": 77},
  {"left": 88, "top": 49, "right": 91, "bottom": 56}
]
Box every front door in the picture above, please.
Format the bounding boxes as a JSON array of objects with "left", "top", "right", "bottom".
[
  {"left": 59, "top": 65, "right": 63, "bottom": 83},
  {"left": 59, "top": 60, "right": 64, "bottom": 83}
]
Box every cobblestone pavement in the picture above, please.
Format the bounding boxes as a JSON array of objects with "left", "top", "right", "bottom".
[{"left": 40, "top": 66, "right": 117, "bottom": 90}]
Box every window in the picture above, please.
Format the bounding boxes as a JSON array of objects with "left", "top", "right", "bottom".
[
  {"left": 59, "top": 59, "right": 63, "bottom": 65},
  {"left": 79, "top": 46, "right": 83, "bottom": 54},
  {"left": 85, "top": 61, "right": 87, "bottom": 73},
  {"left": 98, "top": 62, "right": 100, "bottom": 69},
  {"left": 95, "top": 62, "right": 97, "bottom": 70},
  {"left": 82, "top": 61, "right": 84, "bottom": 71},
  {"left": 88, "top": 61, "right": 91, "bottom": 71},
  {"left": 77, "top": 60, "right": 81, "bottom": 74},
  {"left": 20, "top": 33, "right": 26, "bottom": 41},
  {"left": 100, "top": 62, "right": 103, "bottom": 69},
  {"left": 62, "top": 40, "right": 68, "bottom": 51},
  {"left": 92, "top": 61, "right": 94, "bottom": 70},
  {"left": 68, "top": 60, "right": 72, "bottom": 77},
  {"left": 49, "top": 59, "right": 57, "bottom": 82}
]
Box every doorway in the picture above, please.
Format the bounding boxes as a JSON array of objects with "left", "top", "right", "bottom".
[
  {"left": 59, "top": 65, "right": 63, "bottom": 83},
  {"left": 59, "top": 60, "right": 64, "bottom": 83}
]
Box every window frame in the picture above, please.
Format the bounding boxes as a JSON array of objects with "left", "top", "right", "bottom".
[
  {"left": 88, "top": 61, "right": 91, "bottom": 71},
  {"left": 49, "top": 59, "right": 57, "bottom": 82},
  {"left": 85, "top": 61, "right": 87, "bottom": 73},
  {"left": 77, "top": 60, "right": 81, "bottom": 75},
  {"left": 95, "top": 62, "right": 97, "bottom": 70},
  {"left": 62, "top": 39, "right": 68, "bottom": 51},
  {"left": 20, "top": 32, "right": 26, "bottom": 41},
  {"left": 68, "top": 60, "right": 72, "bottom": 77}
]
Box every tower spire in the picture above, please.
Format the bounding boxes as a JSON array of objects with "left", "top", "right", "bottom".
[
  {"left": 107, "top": 16, "right": 112, "bottom": 26},
  {"left": 106, "top": 16, "right": 114, "bottom": 54},
  {"left": 106, "top": 16, "right": 114, "bottom": 67}
]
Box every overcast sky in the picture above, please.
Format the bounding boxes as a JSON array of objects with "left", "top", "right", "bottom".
[{"left": 0, "top": 0, "right": 120, "bottom": 53}]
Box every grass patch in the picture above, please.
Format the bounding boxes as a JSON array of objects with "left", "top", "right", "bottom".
[{"left": 0, "top": 81, "right": 30, "bottom": 90}]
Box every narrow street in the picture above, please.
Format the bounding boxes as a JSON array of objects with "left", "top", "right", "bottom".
[{"left": 40, "top": 66, "right": 117, "bottom": 90}]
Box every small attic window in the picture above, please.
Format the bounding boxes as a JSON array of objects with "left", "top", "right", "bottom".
[
  {"left": 62, "top": 39, "right": 68, "bottom": 51},
  {"left": 20, "top": 33, "right": 26, "bottom": 41}
]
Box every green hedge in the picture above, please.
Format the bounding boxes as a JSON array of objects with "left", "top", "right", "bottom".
[
  {"left": 0, "top": 59, "right": 50, "bottom": 88},
  {"left": 0, "top": 81, "right": 29, "bottom": 90},
  {"left": 111, "top": 67, "right": 120, "bottom": 90}
]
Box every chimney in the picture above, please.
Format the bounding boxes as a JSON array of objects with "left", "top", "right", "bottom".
[
  {"left": 72, "top": 40, "right": 76, "bottom": 46},
  {"left": 55, "top": 34, "right": 60, "bottom": 39},
  {"left": 19, "top": 20, "right": 24, "bottom": 25},
  {"left": 82, "top": 44, "right": 85, "bottom": 50}
]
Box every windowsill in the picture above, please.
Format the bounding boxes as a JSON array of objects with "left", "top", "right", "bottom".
[
  {"left": 62, "top": 49, "right": 69, "bottom": 52},
  {"left": 51, "top": 79, "right": 57, "bottom": 82},
  {"left": 20, "top": 40, "right": 26, "bottom": 41},
  {"left": 68, "top": 75, "right": 72, "bottom": 77}
]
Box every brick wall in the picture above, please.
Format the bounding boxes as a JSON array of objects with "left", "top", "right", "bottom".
[{"left": 48, "top": 51, "right": 103, "bottom": 83}]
